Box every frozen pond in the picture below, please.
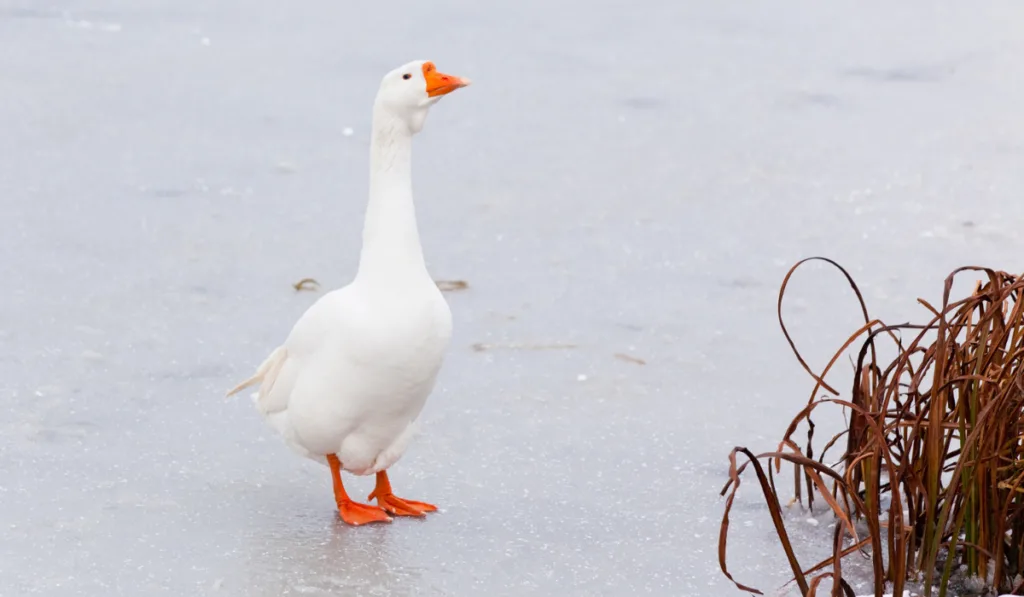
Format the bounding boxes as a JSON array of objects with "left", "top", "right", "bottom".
[{"left": 3, "top": 0, "right": 1024, "bottom": 595}]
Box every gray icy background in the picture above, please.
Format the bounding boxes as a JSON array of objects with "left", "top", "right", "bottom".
[{"left": 2, "top": 0, "right": 1024, "bottom": 595}]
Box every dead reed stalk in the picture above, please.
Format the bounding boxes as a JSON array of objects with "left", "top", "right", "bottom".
[{"left": 719, "top": 258, "right": 1024, "bottom": 597}]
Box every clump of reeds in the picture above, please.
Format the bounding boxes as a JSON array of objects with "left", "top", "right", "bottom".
[{"left": 718, "top": 258, "right": 1024, "bottom": 597}]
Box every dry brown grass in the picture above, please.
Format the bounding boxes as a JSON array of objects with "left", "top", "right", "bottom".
[{"left": 718, "top": 258, "right": 1024, "bottom": 597}]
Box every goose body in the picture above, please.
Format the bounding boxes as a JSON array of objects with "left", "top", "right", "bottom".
[
  {"left": 251, "top": 278, "right": 451, "bottom": 473},
  {"left": 229, "top": 60, "right": 469, "bottom": 525}
]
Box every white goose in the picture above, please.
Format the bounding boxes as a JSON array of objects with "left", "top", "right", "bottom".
[{"left": 228, "top": 60, "right": 470, "bottom": 525}]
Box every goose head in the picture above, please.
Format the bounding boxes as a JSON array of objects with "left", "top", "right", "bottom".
[{"left": 374, "top": 60, "right": 471, "bottom": 134}]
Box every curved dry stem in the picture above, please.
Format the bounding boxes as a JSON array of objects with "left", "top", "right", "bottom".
[{"left": 720, "top": 260, "right": 1024, "bottom": 596}]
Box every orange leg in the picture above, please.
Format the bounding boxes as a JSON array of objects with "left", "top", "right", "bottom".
[
  {"left": 367, "top": 470, "right": 438, "bottom": 517},
  {"left": 327, "top": 455, "right": 391, "bottom": 525}
]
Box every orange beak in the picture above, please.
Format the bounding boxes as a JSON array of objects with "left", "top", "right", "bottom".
[{"left": 422, "top": 62, "right": 470, "bottom": 98}]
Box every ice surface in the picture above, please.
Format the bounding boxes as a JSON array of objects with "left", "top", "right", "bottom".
[{"left": 2, "top": 0, "right": 1024, "bottom": 595}]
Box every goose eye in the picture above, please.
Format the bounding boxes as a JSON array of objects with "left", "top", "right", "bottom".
[{"left": 402, "top": 73, "right": 412, "bottom": 80}]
